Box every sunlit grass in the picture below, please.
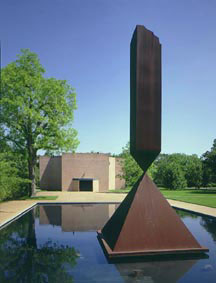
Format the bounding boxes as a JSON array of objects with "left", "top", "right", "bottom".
[
  {"left": 109, "top": 188, "right": 216, "bottom": 208},
  {"left": 20, "top": 196, "right": 58, "bottom": 201},
  {"left": 160, "top": 189, "right": 216, "bottom": 208}
]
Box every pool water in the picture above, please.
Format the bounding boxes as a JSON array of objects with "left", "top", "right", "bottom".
[{"left": 0, "top": 204, "right": 216, "bottom": 282}]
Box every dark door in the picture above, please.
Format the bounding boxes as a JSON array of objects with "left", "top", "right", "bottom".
[{"left": 79, "top": 180, "right": 93, "bottom": 191}]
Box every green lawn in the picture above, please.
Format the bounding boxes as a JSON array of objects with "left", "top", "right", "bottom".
[
  {"left": 160, "top": 189, "right": 216, "bottom": 208},
  {"left": 109, "top": 188, "right": 131, "bottom": 193},
  {"left": 21, "top": 196, "right": 58, "bottom": 201},
  {"left": 109, "top": 188, "right": 216, "bottom": 208}
]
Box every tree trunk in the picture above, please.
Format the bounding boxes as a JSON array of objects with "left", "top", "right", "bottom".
[
  {"left": 26, "top": 209, "right": 37, "bottom": 281},
  {"left": 28, "top": 152, "right": 37, "bottom": 197},
  {"left": 27, "top": 98, "right": 37, "bottom": 197}
]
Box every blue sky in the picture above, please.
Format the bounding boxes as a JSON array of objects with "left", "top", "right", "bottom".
[{"left": 1, "top": 0, "right": 216, "bottom": 156}]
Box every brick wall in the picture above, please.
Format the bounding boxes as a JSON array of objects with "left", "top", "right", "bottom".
[
  {"left": 115, "top": 157, "right": 125, "bottom": 189},
  {"left": 39, "top": 156, "right": 62, "bottom": 190},
  {"left": 39, "top": 204, "right": 120, "bottom": 231},
  {"left": 62, "top": 153, "right": 110, "bottom": 192},
  {"left": 39, "top": 153, "right": 125, "bottom": 192}
]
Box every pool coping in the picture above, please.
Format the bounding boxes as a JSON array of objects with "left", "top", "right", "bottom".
[
  {"left": 171, "top": 206, "right": 216, "bottom": 219},
  {"left": 0, "top": 202, "right": 37, "bottom": 230},
  {"left": 1, "top": 200, "right": 216, "bottom": 231}
]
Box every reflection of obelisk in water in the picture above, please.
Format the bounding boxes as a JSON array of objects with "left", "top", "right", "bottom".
[
  {"left": 98, "top": 25, "right": 208, "bottom": 257},
  {"left": 115, "top": 259, "right": 197, "bottom": 283}
]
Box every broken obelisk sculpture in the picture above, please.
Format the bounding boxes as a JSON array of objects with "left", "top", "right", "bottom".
[{"left": 98, "top": 25, "right": 208, "bottom": 257}]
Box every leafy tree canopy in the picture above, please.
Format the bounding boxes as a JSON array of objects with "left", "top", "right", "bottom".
[
  {"left": 0, "top": 152, "right": 30, "bottom": 201},
  {"left": 202, "top": 139, "right": 216, "bottom": 186},
  {"left": 118, "top": 142, "right": 156, "bottom": 187},
  {"left": 153, "top": 153, "right": 202, "bottom": 189},
  {"left": 118, "top": 142, "right": 143, "bottom": 187},
  {"left": 0, "top": 49, "right": 79, "bottom": 195}
]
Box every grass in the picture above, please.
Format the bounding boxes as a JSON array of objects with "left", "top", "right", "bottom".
[
  {"left": 109, "top": 188, "right": 131, "bottom": 193},
  {"left": 109, "top": 188, "right": 216, "bottom": 208},
  {"left": 160, "top": 189, "right": 216, "bottom": 208},
  {"left": 20, "top": 196, "right": 58, "bottom": 201}
]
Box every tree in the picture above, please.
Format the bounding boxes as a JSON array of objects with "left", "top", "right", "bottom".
[
  {"left": 153, "top": 153, "right": 202, "bottom": 189},
  {"left": 0, "top": 124, "right": 29, "bottom": 200},
  {"left": 152, "top": 154, "right": 169, "bottom": 186},
  {"left": 118, "top": 142, "right": 143, "bottom": 187},
  {"left": 183, "top": 154, "right": 202, "bottom": 188},
  {"left": 202, "top": 139, "right": 216, "bottom": 186},
  {"left": 0, "top": 152, "right": 29, "bottom": 201},
  {"left": 166, "top": 153, "right": 202, "bottom": 187},
  {"left": 119, "top": 142, "right": 156, "bottom": 188},
  {"left": 0, "top": 49, "right": 79, "bottom": 196},
  {"left": 161, "top": 161, "right": 187, "bottom": 190}
]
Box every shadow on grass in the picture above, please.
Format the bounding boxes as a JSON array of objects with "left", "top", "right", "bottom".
[{"left": 190, "top": 190, "right": 216, "bottom": 195}]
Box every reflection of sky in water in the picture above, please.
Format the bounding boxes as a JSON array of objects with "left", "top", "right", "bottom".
[
  {"left": 35, "top": 205, "right": 124, "bottom": 282},
  {"left": 35, "top": 205, "right": 216, "bottom": 282},
  {"left": 176, "top": 211, "right": 216, "bottom": 283},
  {"left": 180, "top": 214, "right": 213, "bottom": 247},
  {"left": 1, "top": 204, "right": 216, "bottom": 282},
  {"left": 35, "top": 223, "right": 123, "bottom": 282}
]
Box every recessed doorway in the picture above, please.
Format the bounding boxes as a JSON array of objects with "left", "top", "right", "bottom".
[{"left": 79, "top": 179, "right": 93, "bottom": 191}]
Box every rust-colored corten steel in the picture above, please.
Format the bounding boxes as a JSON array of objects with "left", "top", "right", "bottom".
[
  {"left": 98, "top": 25, "right": 208, "bottom": 258},
  {"left": 130, "top": 25, "right": 161, "bottom": 171},
  {"left": 98, "top": 174, "right": 208, "bottom": 257}
]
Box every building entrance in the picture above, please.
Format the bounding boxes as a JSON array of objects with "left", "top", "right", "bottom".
[{"left": 79, "top": 179, "right": 93, "bottom": 191}]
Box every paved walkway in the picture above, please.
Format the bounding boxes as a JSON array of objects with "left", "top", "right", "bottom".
[
  {"left": 0, "top": 200, "right": 36, "bottom": 227},
  {"left": 0, "top": 191, "right": 216, "bottom": 228}
]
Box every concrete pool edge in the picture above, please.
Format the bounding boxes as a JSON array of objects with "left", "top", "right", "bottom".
[
  {"left": 0, "top": 198, "right": 216, "bottom": 230},
  {"left": 168, "top": 199, "right": 216, "bottom": 219},
  {"left": 0, "top": 202, "right": 37, "bottom": 230},
  {"left": 0, "top": 201, "right": 122, "bottom": 230}
]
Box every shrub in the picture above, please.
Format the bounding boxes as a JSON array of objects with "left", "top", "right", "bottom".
[
  {"left": 118, "top": 142, "right": 143, "bottom": 187},
  {"left": 154, "top": 161, "right": 187, "bottom": 190},
  {"left": 0, "top": 153, "right": 30, "bottom": 201}
]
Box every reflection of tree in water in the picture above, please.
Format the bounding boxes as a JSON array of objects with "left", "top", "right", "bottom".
[
  {"left": 175, "top": 209, "right": 198, "bottom": 219},
  {"left": 200, "top": 217, "right": 216, "bottom": 242},
  {"left": 0, "top": 209, "right": 79, "bottom": 282}
]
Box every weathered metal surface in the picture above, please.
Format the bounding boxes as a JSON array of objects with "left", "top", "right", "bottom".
[
  {"left": 98, "top": 174, "right": 208, "bottom": 257},
  {"left": 130, "top": 25, "right": 161, "bottom": 171},
  {"left": 98, "top": 25, "right": 208, "bottom": 257}
]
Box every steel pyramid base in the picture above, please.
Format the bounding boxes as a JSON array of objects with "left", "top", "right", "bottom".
[{"left": 98, "top": 173, "right": 208, "bottom": 258}]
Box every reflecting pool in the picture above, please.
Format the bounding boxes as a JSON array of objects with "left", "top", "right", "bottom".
[{"left": 0, "top": 204, "right": 216, "bottom": 282}]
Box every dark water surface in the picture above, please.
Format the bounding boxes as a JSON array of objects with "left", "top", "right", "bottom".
[{"left": 0, "top": 204, "right": 216, "bottom": 282}]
